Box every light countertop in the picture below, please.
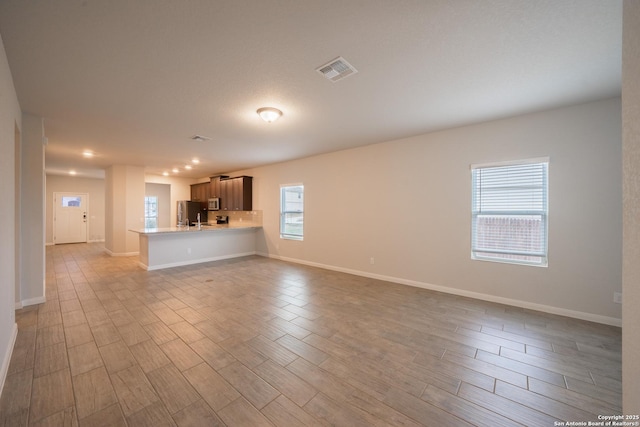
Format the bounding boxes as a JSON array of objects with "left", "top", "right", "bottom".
[{"left": 130, "top": 223, "right": 262, "bottom": 235}]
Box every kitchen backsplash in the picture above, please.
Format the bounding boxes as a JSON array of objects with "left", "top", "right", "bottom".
[{"left": 223, "top": 210, "right": 263, "bottom": 226}]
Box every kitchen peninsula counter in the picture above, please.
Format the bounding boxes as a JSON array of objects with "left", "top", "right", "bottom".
[{"left": 131, "top": 223, "right": 262, "bottom": 270}]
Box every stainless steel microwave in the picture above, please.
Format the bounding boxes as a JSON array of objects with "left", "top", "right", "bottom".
[{"left": 208, "top": 198, "right": 220, "bottom": 211}]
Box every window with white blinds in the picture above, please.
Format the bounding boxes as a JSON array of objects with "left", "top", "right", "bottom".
[
  {"left": 471, "top": 159, "right": 548, "bottom": 266},
  {"left": 280, "top": 184, "right": 304, "bottom": 240}
]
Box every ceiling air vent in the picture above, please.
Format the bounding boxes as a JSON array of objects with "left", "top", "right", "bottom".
[
  {"left": 316, "top": 57, "right": 358, "bottom": 82},
  {"left": 190, "top": 135, "right": 211, "bottom": 142}
]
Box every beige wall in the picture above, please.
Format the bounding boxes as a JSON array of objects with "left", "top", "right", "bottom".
[
  {"left": 0, "top": 32, "right": 21, "bottom": 396},
  {"left": 19, "top": 113, "right": 45, "bottom": 306},
  {"left": 105, "top": 165, "right": 145, "bottom": 255},
  {"left": 238, "top": 97, "right": 622, "bottom": 324},
  {"left": 45, "top": 175, "right": 106, "bottom": 244},
  {"left": 145, "top": 174, "right": 193, "bottom": 227},
  {"left": 622, "top": 0, "right": 640, "bottom": 413}
]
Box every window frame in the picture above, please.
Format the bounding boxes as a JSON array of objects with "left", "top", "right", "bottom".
[
  {"left": 470, "top": 158, "right": 549, "bottom": 267},
  {"left": 61, "top": 196, "right": 83, "bottom": 207},
  {"left": 280, "top": 184, "right": 304, "bottom": 241},
  {"left": 144, "top": 196, "right": 159, "bottom": 229}
]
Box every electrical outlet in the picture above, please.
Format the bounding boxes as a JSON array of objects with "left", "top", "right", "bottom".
[
  {"left": 370, "top": 257, "right": 375, "bottom": 265},
  {"left": 614, "top": 292, "right": 622, "bottom": 304}
]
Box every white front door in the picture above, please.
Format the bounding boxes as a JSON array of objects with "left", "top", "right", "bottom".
[{"left": 54, "top": 193, "right": 88, "bottom": 244}]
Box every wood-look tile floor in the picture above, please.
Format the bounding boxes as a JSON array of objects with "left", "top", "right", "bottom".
[{"left": 1, "top": 243, "right": 622, "bottom": 426}]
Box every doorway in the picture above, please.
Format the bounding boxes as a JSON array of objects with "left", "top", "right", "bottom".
[{"left": 53, "top": 192, "right": 88, "bottom": 244}]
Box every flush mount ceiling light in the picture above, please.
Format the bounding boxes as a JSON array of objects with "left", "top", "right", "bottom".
[
  {"left": 185, "top": 165, "right": 193, "bottom": 170},
  {"left": 82, "top": 150, "right": 94, "bottom": 158},
  {"left": 172, "top": 168, "right": 179, "bottom": 173},
  {"left": 257, "top": 107, "right": 282, "bottom": 123},
  {"left": 69, "top": 170, "right": 77, "bottom": 176},
  {"left": 162, "top": 171, "right": 169, "bottom": 176},
  {"left": 191, "top": 158, "right": 200, "bottom": 164}
]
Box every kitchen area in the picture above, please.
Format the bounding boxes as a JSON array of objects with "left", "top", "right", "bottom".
[{"left": 132, "top": 175, "right": 263, "bottom": 271}]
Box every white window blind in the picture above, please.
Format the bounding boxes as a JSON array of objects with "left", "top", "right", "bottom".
[
  {"left": 144, "top": 196, "right": 158, "bottom": 229},
  {"left": 471, "top": 160, "right": 548, "bottom": 266},
  {"left": 280, "top": 184, "right": 304, "bottom": 240}
]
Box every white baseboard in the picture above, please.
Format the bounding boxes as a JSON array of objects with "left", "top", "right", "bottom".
[
  {"left": 47, "top": 239, "right": 104, "bottom": 246},
  {"left": 20, "top": 296, "right": 46, "bottom": 308},
  {"left": 0, "top": 323, "right": 18, "bottom": 399},
  {"left": 141, "top": 251, "right": 257, "bottom": 271},
  {"left": 257, "top": 252, "right": 622, "bottom": 327},
  {"left": 104, "top": 248, "right": 139, "bottom": 257}
]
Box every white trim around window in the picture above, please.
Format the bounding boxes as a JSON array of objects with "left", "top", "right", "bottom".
[
  {"left": 470, "top": 158, "right": 549, "bottom": 267},
  {"left": 280, "top": 184, "right": 304, "bottom": 240}
]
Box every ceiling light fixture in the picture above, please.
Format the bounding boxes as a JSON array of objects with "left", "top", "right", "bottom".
[
  {"left": 172, "top": 168, "right": 179, "bottom": 173},
  {"left": 69, "top": 170, "right": 77, "bottom": 176},
  {"left": 162, "top": 171, "right": 169, "bottom": 176},
  {"left": 185, "top": 165, "right": 193, "bottom": 170},
  {"left": 257, "top": 107, "right": 282, "bottom": 123},
  {"left": 192, "top": 158, "right": 200, "bottom": 164},
  {"left": 82, "top": 150, "right": 94, "bottom": 158}
]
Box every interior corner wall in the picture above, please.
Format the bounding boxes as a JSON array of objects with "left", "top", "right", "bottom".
[
  {"left": 240, "top": 97, "right": 622, "bottom": 325},
  {"left": 622, "top": 0, "right": 640, "bottom": 414},
  {"left": 105, "top": 165, "right": 145, "bottom": 255},
  {"left": 105, "top": 167, "right": 115, "bottom": 253},
  {"left": 14, "top": 124, "right": 20, "bottom": 308},
  {"left": 145, "top": 174, "right": 193, "bottom": 227},
  {"left": 45, "top": 175, "right": 106, "bottom": 244},
  {"left": 19, "top": 113, "right": 45, "bottom": 307},
  {"left": 0, "top": 32, "right": 21, "bottom": 398}
]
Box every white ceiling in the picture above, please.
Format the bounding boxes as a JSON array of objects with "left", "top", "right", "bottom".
[{"left": 0, "top": 0, "right": 622, "bottom": 179}]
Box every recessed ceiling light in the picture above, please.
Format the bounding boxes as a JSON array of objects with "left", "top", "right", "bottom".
[
  {"left": 162, "top": 171, "right": 169, "bottom": 176},
  {"left": 192, "top": 158, "right": 200, "bottom": 164},
  {"left": 172, "top": 168, "right": 179, "bottom": 173},
  {"left": 82, "top": 150, "right": 94, "bottom": 158},
  {"left": 69, "top": 170, "right": 77, "bottom": 176},
  {"left": 185, "top": 165, "right": 193, "bottom": 170}
]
